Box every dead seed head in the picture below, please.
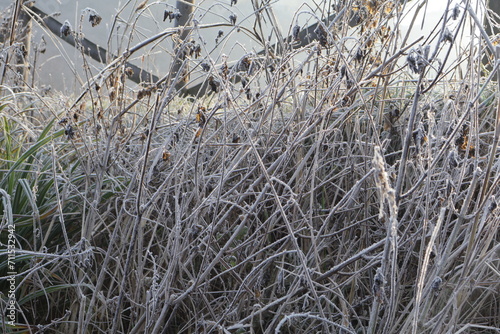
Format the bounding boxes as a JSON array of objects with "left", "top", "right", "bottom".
[
  {"left": 229, "top": 14, "right": 237, "bottom": 25},
  {"left": 452, "top": 4, "right": 460, "bottom": 20},
  {"left": 60, "top": 20, "right": 72, "bottom": 37},
  {"left": 443, "top": 27, "right": 454, "bottom": 43},
  {"left": 406, "top": 48, "right": 428, "bottom": 74},
  {"left": 431, "top": 277, "right": 442, "bottom": 295},
  {"left": 89, "top": 13, "right": 102, "bottom": 27}
]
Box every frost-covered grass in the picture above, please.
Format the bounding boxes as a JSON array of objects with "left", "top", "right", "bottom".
[{"left": 0, "top": 1, "right": 499, "bottom": 333}]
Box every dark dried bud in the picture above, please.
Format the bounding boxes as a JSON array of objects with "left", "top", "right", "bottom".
[
  {"left": 355, "top": 48, "right": 365, "bottom": 62},
  {"left": 89, "top": 13, "right": 102, "bottom": 27},
  {"left": 200, "top": 62, "right": 211, "bottom": 72},
  {"left": 407, "top": 52, "right": 418, "bottom": 73},
  {"left": 407, "top": 49, "right": 427, "bottom": 74},
  {"left": 137, "top": 88, "right": 151, "bottom": 100},
  {"left": 314, "top": 24, "right": 328, "bottom": 47},
  {"left": 238, "top": 56, "right": 251, "bottom": 72},
  {"left": 412, "top": 126, "right": 427, "bottom": 154},
  {"left": 229, "top": 14, "right": 237, "bottom": 25},
  {"left": 448, "top": 150, "right": 458, "bottom": 169},
  {"left": 445, "top": 179, "right": 454, "bottom": 198},
  {"left": 189, "top": 224, "right": 202, "bottom": 240},
  {"left": 292, "top": 25, "right": 300, "bottom": 41},
  {"left": 340, "top": 65, "right": 348, "bottom": 79},
  {"left": 196, "top": 106, "right": 207, "bottom": 126},
  {"left": 452, "top": 4, "right": 460, "bottom": 20},
  {"left": 488, "top": 196, "right": 497, "bottom": 213},
  {"left": 164, "top": 10, "right": 181, "bottom": 22},
  {"left": 231, "top": 0, "right": 237, "bottom": 5},
  {"left": 208, "top": 76, "right": 220, "bottom": 93},
  {"left": 276, "top": 269, "right": 285, "bottom": 295},
  {"left": 218, "top": 30, "right": 224, "bottom": 38},
  {"left": 431, "top": 276, "right": 442, "bottom": 295},
  {"left": 60, "top": 20, "right": 72, "bottom": 37}
]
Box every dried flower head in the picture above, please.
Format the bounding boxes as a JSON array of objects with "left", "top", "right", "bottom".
[
  {"left": 452, "top": 4, "right": 460, "bottom": 20},
  {"left": 238, "top": 56, "right": 252, "bottom": 72},
  {"left": 431, "top": 276, "right": 442, "bottom": 295},
  {"left": 162, "top": 149, "right": 171, "bottom": 162},
  {"left": 65, "top": 124, "right": 75, "bottom": 139},
  {"left": 137, "top": 88, "right": 151, "bottom": 100},
  {"left": 314, "top": 24, "right": 328, "bottom": 47},
  {"left": 443, "top": 27, "right": 454, "bottom": 43},
  {"left": 340, "top": 65, "right": 348, "bottom": 79},
  {"left": 276, "top": 268, "right": 285, "bottom": 295},
  {"left": 292, "top": 25, "right": 300, "bottom": 41},
  {"left": 229, "top": 14, "right": 237, "bottom": 25},
  {"left": 355, "top": 47, "right": 365, "bottom": 62},
  {"left": 374, "top": 267, "right": 385, "bottom": 287},
  {"left": 232, "top": 133, "right": 240, "bottom": 143},
  {"left": 172, "top": 12, "right": 182, "bottom": 21},
  {"left": 448, "top": 149, "right": 458, "bottom": 169},
  {"left": 125, "top": 67, "right": 134, "bottom": 77},
  {"left": 406, "top": 48, "right": 427, "bottom": 74},
  {"left": 89, "top": 13, "right": 102, "bottom": 27},
  {"left": 487, "top": 196, "right": 497, "bottom": 213},
  {"left": 60, "top": 20, "right": 72, "bottom": 37}
]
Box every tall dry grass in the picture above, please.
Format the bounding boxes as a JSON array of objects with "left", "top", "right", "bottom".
[{"left": 0, "top": 0, "right": 499, "bottom": 333}]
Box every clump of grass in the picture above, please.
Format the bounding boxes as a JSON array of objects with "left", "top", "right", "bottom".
[{"left": 1, "top": 0, "right": 499, "bottom": 333}]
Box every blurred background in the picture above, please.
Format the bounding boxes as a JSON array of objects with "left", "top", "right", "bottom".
[{"left": 0, "top": 0, "right": 487, "bottom": 93}]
